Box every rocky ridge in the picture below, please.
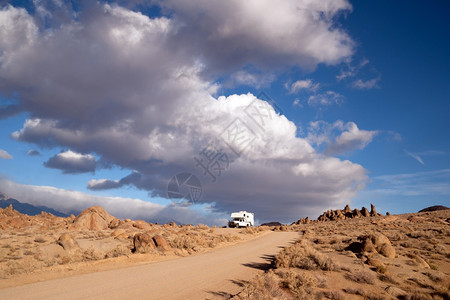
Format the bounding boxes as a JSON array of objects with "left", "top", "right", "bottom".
[{"left": 294, "top": 203, "right": 382, "bottom": 225}]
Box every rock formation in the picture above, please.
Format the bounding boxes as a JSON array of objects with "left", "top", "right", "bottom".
[
  {"left": 361, "top": 207, "right": 370, "bottom": 217},
  {"left": 294, "top": 204, "right": 383, "bottom": 224},
  {"left": 346, "top": 233, "right": 396, "bottom": 258},
  {"left": 132, "top": 233, "right": 171, "bottom": 253},
  {"left": 57, "top": 233, "right": 80, "bottom": 252},
  {"left": 70, "top": 206, "right": 119, "bottom": 230},
  {"left": 370, "top": 203, "right": 378, "bottom": 216},
  {"left": 0, "top": 204, "right": 66, "bottom": 229}
]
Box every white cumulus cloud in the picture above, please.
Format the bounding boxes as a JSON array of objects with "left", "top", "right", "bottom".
[
  {"left": 0, "top": 1, "right": 368, "bottom": 223},
  {"left": 289, "top": 79, "right": 319, "bottom": 94},
  {"left": 307, "top": 120, "right": 378, "bottom": 155},
  {"left": 44, "top": 150, "right": 97, "bottom": 174},
  {"left": 0, "top": 149, "right": 13, "bottom": 159}
]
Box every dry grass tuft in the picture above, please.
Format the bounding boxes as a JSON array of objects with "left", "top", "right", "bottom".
[
  {"left": 275, "top": 240, "right": 336, "bottom": 271},
  {"left": 276, "top": 270, "right": 317, "bottom": 298},
  {"left": 346, "top": 270, "right": 376, "bottom": 284},
  {"left": 234, "top": 271, "right": 293, "bottom": 300}
]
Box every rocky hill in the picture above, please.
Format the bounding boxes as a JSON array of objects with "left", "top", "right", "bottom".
[{"left": 419, "top": 205, "right": 449, "bottom": 212}]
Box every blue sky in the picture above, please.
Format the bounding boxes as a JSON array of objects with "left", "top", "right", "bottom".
[{"left": 0, "top": 0, "right": 449, "bottom": 224}]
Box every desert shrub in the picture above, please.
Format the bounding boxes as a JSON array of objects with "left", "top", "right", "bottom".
[
  {"left": 343, "top": 288, "right": 365, "bottom": 296},
  {"left": 225, "top": 234, "right": 241, "bottom": 242},
  {"left": 429, "top": 264, "right": 438, "bottom": 270},
  {"left": 23, "top": 250, "right": 33, "bottom": 256},
  {"left": 81, "top": 247, "right": 103, "bottom": 261},
  {"left": 408, "top": 231, "right": 433, "bottom": 239},
  {"left": 375, "top": 265, "right": 387, "bottom": 274},
  {"left": 378, "top": 273, "right": 398, "bottom": 284},
  {"left": 275, "top": 240, "right": 336, "bottom": 271},
  {"left": 59, "top": 255, "right": 71, "bottom": 265},
  {"left": 170, "top": 235, "right": 198, "bottom": 251},
  {"left": 240, "top": 227, "right": 262, "bottom": 234},
  {"left": 277, "top": 270, "right": 317, "bottom": 298},
  {"left": 235, "top": 271, "right": 293, "bottom": 300},
  {"left": 346, "top": 271, "right": 375, "bottom": 284},
  {"left": 319, "top": 290, "right": 345, "bottom": 300},
  {"left": 401, "top": 241, "right": 413, "bottom": 248},
  {"left": 399, "top": 292, "right": 434, "bottom": 300},
  {"left": 434, "top": 244, "right": 448, "bottom": 255},
  {"left": 424, "top": 271, "right": 444, "bottom": 283},
  {"left": 196, "top": 224, "right": 209, "bottom": 230},
  {"left": 105, "top": 245, "right": 131, "bottom": 258},
  {"left": 168, "top": 230, "right": 236, "bottom": 252}
]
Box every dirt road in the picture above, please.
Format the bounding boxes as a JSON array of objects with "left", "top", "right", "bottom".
[{"left": 0, "top": 231, "right": 298, "bottom": 299}]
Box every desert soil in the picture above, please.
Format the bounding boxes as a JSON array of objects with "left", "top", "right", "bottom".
[{"left": 0, "top": 231, "right": 299, "bottom": 299}]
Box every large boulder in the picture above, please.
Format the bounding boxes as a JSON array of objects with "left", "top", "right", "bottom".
[
  {"left": 365, "top": 233, "right": 396, "bottom": 258},
  {"left": 57, "top": 233, "right": 80, "bottom": 252},
  {"left": 347, "top": 233, "right": 396, "bottom": 258},
  {"left": 132, "top": 220, "right": 152, "bottom": 230},
  {"left": 70, "top": 206, "right": 118, "bottom": 230},
  {"left": 153, "top": 235, "right": 171, "bottom": 251},
  {"left": 133, "top": 233, "right": 156, "bottom": 253}
]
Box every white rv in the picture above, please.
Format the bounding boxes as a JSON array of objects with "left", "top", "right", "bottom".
[{"left": 228, "top": 211, "right": 254, "bottom": 228}]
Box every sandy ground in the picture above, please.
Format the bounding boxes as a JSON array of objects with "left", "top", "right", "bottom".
[
  {"left": 0, "top": 231, "right": 299, "bottom": 299},
  {"left": 233, "top": 210, "right": 450, "bottom": 299}
]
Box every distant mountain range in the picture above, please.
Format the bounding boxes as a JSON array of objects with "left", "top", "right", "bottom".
[{"left": 0, "top": 193, "right": 69, "bottom": 217}]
